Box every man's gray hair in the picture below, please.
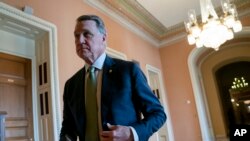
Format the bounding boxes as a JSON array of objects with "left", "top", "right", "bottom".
[{"left": 77, "top": 15, "right": 106, "bottom": 35}]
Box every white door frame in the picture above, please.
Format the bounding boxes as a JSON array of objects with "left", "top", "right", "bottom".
[
  {"left": 146, "top": 64, "right": 175, "bottom": 141},
  {"left": 0, "top": 2, "right": 60, "bottom": 141}
]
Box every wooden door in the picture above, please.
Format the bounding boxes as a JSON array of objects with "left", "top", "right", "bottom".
[
  {"left": 36, "top": 34, "right": 54, "bottom": 141},
  {"left": 0, "top": 52, "right": 33, "bottom": 141}
]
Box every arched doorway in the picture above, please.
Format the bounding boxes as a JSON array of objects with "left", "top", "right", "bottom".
[
  {"left": 215, "top": 61, "right": 250, "bottom": 136},
  {"left": 188, "top": 27, "right": 250, "bottom": 140}
]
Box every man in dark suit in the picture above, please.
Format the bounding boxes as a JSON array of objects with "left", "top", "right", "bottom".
[{"left": 59, "top": 15, "right": 166, "bottom": 141}]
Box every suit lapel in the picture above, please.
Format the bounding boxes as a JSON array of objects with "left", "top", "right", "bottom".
[
  {"left": 101, "top": 56, "right": 116, "bottom": 127},
  {"left": 101, "top": 56, "right": 115, "bottom": 96},
  {"left": 72, "top": 68, "right": 86, "bottom": 125}
]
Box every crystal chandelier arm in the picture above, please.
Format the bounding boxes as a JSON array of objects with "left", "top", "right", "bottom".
[
  {"left": 200, "top": 0, "right": 218, "bottom": 22},
  {"left": 221, "top": 0, "right": 230, "bottom": 13}
]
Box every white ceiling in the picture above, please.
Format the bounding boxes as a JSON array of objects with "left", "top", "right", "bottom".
[{"left": 136, "top": 0, "right": 210, "bottom": 27}]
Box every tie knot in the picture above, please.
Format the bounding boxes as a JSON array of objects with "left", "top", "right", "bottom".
[
  {"left": 88, "top": 66, "right": 95, "bottom": 73},
  {"left": 87, "top": 66, "right": 96, "bottom": 80}
]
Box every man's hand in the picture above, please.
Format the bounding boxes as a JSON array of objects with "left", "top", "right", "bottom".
[{"left": 100, "top": 123, "right": 133, "bottom": 141}]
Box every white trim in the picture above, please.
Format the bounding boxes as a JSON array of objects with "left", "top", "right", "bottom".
[
  {"left": 106, "top": 47, "right": 127, "bottom": 60},
  {"left": 145, "top": 64, "right": 175, "bottom": 141},
  {"left": 159, "top": 33, "right": 186, "bottom": 48},
  {"left": 188, "top": 48, "right": 215, "bottom": 141},
  {"left": 0, "top": 2, "right": 60, "bottom": 141},
  {"left": 31, "top": 57, "right": 39, "bottom": 141}
]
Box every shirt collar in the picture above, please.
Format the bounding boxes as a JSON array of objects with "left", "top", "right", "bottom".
[{"left": 85, "top": 52, "right": 106, "bottom": 71}]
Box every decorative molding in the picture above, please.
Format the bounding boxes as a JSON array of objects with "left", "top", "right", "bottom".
[
  {"left": 84, "top": 0, "right": 159, "bottom": 46},
  {"left": 106, "top": 47, "right": 127, "bottom": 60}
]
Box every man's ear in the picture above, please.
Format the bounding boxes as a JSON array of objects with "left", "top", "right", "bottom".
[{"left": 102, "top": 33, "right": 107, "bottom": 42}]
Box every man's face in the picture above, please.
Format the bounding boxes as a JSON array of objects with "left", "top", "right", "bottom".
[{"left": 74, "top": 20, "right": 106, "bottom": 64}]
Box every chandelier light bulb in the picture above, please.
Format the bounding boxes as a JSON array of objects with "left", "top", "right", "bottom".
[
  {"left": 231, "top": 98, "right": 235, "bottom": 102},
  {"left": 187, "top": 34, "right": 196, "bottom": 45},
  {"left": 195, "top": 38, "right": 203, "bottom": 48},
  {"left": 233, "top": 20, "right": 242, "bottom": 32},
  {"left": 221, "top": 0, "right": 230, "bottom": 13},
  {"left": 188, "top": 9, "right": 197, "bottom": 23},
  {"left": 226, "top": 29, "right": 234, "bottom": 40},
  {"left": 229, "top": 4, "right": 237, "bottom": 16},
  {"left": 190, "top": 26, "right": 201, "bottom": 38},
  {"left": 224, "top": 15, "right": 235, "bottom": 28}
]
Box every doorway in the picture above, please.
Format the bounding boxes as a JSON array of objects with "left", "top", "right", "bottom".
[
  {"left": 146, "top": 64, "right": 174, "bottom": 141},
  {"left": 216, "top": 61, "right": 250, "bottom": 138},
  {"left": 0, "top": 52, "right": 33, "bottom": 140},
  {"left": 189, "top": 37, "right": 250, "bottom": 140},
  {"left": 0, "top": 2, "right": 60, "bottom": 141}
]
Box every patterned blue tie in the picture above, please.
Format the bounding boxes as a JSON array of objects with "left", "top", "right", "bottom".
[{"left": 85, "top": 66, "right": 99, "bottom": 141}]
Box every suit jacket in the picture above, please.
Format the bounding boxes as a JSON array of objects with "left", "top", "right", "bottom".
[{"left": 60, "top": 56, "right": 166, "bottom": 141}]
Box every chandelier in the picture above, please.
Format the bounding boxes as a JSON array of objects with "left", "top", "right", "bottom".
[
  {"left": 184, "top": 0, "right": 242, "bottom": 51},
  {"left": 231, "top": 77, "right": 249, "bottom": 90}
]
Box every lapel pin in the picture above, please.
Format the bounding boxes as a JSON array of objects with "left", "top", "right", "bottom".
[{"left": 109, "top": 69, "right": 112, "bottom": 73}]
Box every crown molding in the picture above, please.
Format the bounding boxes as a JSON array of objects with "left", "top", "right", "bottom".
[{"left": 84, "top": 0, "right": 160, "bottom": 47}]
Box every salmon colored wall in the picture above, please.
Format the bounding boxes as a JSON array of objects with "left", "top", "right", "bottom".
[
  {"left": 104, "top": 17, "right": 162, "bottom": 71},
  {"left": 159, "top": 40, "right": 202, "bottom": 141}
]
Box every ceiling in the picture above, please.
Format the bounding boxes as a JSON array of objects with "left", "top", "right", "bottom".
[{"left": 84, "top": 0, "right": 250, "bottom": 47}]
